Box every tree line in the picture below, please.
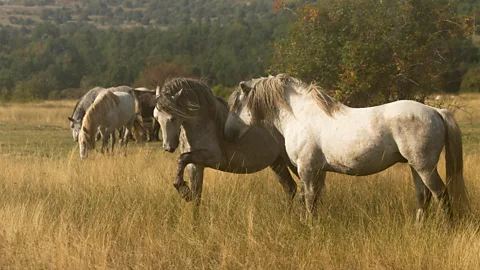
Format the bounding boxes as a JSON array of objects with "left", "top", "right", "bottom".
[
  {"left": 0, "top": 0, "right": 478, "bottom": 103},
  {"left": 0, "top": 8, "right": 293, "bottom": 101}
]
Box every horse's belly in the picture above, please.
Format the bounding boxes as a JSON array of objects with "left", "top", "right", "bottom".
[{"left": 325, "top": 151, "right": 406, "bottom": 176}]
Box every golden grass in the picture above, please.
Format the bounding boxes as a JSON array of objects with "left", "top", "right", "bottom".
[
  {"left": 0, "top": 100, "right": 75, "bottom": 128},
  {"left": 0, "top": 99, "right": 479, "bottom": 269}
]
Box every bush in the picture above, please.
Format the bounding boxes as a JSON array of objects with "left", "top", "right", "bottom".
[
  {"left": 211, "top": 84, "right": 234, "bottom": 100},
  {"left": 460, "top": 66, "right": 480, "bottom": 92}
]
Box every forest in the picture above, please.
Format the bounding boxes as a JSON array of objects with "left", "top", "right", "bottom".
[{"left": 0, "top": 0, "right": 478, "bottom": 103}]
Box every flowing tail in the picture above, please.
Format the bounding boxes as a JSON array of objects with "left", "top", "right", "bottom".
[{"left": 437, "top": 109, "right": 469, "bottom": 218}]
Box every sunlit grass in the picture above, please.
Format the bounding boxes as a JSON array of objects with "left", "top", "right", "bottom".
[{"left": 0, "top": 98, "right": 479, "bottom": 269}]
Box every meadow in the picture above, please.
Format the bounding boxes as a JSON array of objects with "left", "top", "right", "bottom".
[{"left": 0, "top": 96, "right": 479, "bottom": 269}]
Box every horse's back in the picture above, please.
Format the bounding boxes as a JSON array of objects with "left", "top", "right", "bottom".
[
  {"left": 108, "top": 85, "right": 133, "bottom": 93},
  {"left": 114, "top": 92, "right": 137, "bottom": 126},
  {"left": 317, "top": 100, "right": 445, "bottom": 175},
  {"left": 381, "top": 100, "right": 446, "bottom": 155},
  {"left": 381, "top": 100, "right": 437, "bottom": 118},
  {"left": 380, "top": 100, "right": 444, "bottom": 135}
]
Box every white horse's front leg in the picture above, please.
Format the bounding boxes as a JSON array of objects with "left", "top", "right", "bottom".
[
  {"left": 99, "top": 128, "right": 107, "bottom": 154},
  {"left": 110, "top": 131, "right": 116, "bottom": 153},
  {"left": 298, "top": 164, "right": 326, "bottom": 216},
  {"left": 101, "top": 135, "right": 108, "bottom": 154}
]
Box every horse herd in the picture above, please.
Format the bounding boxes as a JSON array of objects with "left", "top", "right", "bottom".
[{"left": 68, "top": 75, "right": 469, "bottom": 222}]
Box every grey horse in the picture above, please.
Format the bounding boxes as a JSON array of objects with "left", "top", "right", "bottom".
[
  {"left": 68, "top": 86, "right": 134, "bottom": 141},
  {"left": 153, "top": 78, "right": 299, "bottom": 208}
]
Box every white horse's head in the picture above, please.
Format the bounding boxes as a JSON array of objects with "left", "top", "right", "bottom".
[
  {"left": 224, "top": 80, "right": 257, "bottom": 142},
  {"left": 68, "top": 117, "right": 82, "bottom": 141},
  {"left": 153, "top": 88, "right": 184, "bottom": 153}
]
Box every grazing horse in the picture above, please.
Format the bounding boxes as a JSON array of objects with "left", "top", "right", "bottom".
[
  {"left": 68, "top": 85, "right": 134, "bottom": 141},
  {"left": 134, "top": 87, "right": 161, "bottom": 142},
  {"left": 224, "top": 74, "right": 469, "bottom": 222},
  {"left": 78, "top": 90, "right": 144, "bottom": 159},
  {"left": 153, "top": 78, "right": 298, "bottom": 207}
]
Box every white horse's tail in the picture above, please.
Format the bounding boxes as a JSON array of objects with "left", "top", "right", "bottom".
[{"left": 437, "top": 109, "right": 469, "bottom": 218}]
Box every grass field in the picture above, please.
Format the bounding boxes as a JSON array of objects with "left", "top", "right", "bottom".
[{"left": 0, "top": 96, "right": 479, "bottom": 269}]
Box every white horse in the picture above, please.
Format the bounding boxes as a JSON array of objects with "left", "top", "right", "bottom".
[
  {"left": 78, "top": 90, "right": 144, "bottom": 159},
  {"left": 153, "top": 78, "right": 298, "bottom": 207},
  {"left": 224, "top": 74, "right": 469, "bottom": 222}
]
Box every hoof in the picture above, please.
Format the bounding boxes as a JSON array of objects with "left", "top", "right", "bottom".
[{"left": 174, "top": 183, "right": 192, "bottom": 202}]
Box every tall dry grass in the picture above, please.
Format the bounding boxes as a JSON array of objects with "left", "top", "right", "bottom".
[
  {"left": 0, "top": 100, "right": 75, "bottom": 127},
  {"left": 0, "top": 99, "right": 479, "bottom": 269}
]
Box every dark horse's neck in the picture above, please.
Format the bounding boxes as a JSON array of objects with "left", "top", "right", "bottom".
[
  {"left": 181, "top": 97, "right": 228, "bottom": 148},
  {"left": 71, "top": 87, "right": 107, "bottom": 121},
  {"left": 71, "top": 100, "right": 86, "bottom": 120}
]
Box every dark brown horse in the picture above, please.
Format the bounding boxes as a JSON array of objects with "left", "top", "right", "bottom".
[{"left": 134, "top": 88, "right": 161, "bottom": 142}]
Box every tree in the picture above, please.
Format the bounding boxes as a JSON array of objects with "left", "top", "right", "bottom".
[
  {"left": 134, "top": 62, "right": 193, "bottom": 89},
  {"left": 271, "top": 0, "right": 475, "bottom": 106},
  {"left": 460, "top": 66, "right": 480, "bottom": 92}
]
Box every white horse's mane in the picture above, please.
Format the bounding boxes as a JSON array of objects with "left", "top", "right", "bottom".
[{"left": 232, "top": 74, "right": 342, "bottom": 124}]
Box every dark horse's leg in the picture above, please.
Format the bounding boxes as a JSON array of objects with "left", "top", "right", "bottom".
[
  {"left": 173, "top": 151, "right": 205, "bottom": 202},
  {"left": 269, "top": 157, "right": 297, "bottom": 203},
  {"left": 174, "top": 151, "right": 215, "bottom": 202},
  {"left": 186, "top": 164, "right": 205, "bottom": 206},
  {"left": 186, "top": 164, "right": 205, "bottom": 219}
]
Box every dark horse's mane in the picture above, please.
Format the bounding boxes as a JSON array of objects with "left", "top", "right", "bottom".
[{"left": 156, "top": 77, "right": 228, "bottom": 138}]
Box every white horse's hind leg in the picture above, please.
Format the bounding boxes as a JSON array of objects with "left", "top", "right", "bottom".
[
  {"left": 410, "top": 166, "right": 432, "bottom": 223},
  {"left": 412, "top": 166, "right": 451, "bottom": 220}
]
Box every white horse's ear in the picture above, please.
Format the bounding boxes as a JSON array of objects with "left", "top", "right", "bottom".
[
  {"left": 239, "top": 82, "right": 251, "bottom": 94},
  {"left": 172, "top": 88, "right": 183, "bottom": 102},
  {"left": 156, "top": 85, "right": 160, "bottom": 97}
]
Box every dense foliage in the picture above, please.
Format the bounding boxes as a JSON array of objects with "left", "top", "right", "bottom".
[
  {"left": 0, "top": 0, "right": 478, "bottom": 102},
  {"left": 0, "top": 7, "right": 293, "bottom": 101},
  {"left": 271, "top": 0, "right": 479, "bottom": 106},
  {"left": 4, "top": 0, "right": 281, "bottom": 27}
]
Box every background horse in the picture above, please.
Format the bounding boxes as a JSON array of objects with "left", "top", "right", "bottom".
[
  {"left": 154, "top": 77, "right": 298, "bottom": 207},
  {"left": 134, "top": 87, "right": 162, "bottom": 142},
  {"left": 224, "top": 74, "right": 469, "bottom": 222},
  {"left": 68, "top": 85, "right": 135, "bottom": 141},
  {"left": 78, "top": 90, "right": 144, "bottom": 159}
]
